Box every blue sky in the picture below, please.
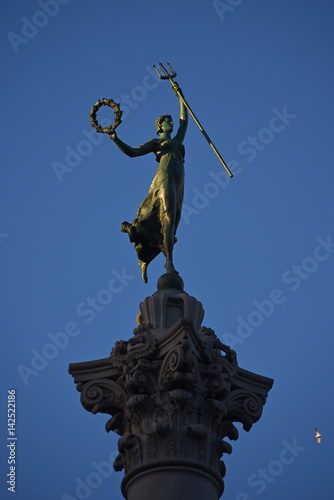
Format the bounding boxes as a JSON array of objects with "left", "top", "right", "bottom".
[{"left": 1, "top": 1, "right": 333, "bottom": 498}]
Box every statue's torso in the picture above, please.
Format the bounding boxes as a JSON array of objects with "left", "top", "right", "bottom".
[{"left": 154, "top": 139, "right": 185, "bottom": 165}]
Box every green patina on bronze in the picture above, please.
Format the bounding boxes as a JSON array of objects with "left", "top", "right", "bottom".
[
  {"left": 89, "top": 63, "right": 231, "bottom": 283},
  {"left": 108, "top": 80, "right": 187, "bottom": 283}
]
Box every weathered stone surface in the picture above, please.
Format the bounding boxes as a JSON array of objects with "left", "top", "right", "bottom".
[{"left": 69, "top": 277, "right": 273, "bottom": 499}]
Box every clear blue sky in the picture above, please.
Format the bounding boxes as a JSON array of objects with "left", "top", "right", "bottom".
[{"left": 1, "top": 1, "right": 333, "bottom": 498}]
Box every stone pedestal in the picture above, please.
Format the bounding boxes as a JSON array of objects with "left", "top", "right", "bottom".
[{"left": 69, "top": 275, "right": 273, "bottom": 500}]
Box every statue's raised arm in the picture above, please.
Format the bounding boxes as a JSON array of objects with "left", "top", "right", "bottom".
[{"left": 172, "top": 81, "right": 188, "bottom": 144}]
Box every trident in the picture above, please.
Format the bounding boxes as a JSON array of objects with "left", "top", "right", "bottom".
[{"left": 153, "top": 62, "right": 233, "bottom": 178}]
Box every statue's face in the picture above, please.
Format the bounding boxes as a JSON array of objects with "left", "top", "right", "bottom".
[{"left": 161, "top": 116, "right": 174, "bottom": 133}]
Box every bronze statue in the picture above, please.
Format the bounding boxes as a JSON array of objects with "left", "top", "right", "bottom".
[
  {"left": 108, "top": 81, "right": 187, "bottom": 283},
  {"left": 90, "top": 63, "right": 232, "bottom": 283}
]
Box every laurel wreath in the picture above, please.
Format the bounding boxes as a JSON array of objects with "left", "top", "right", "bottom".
[{"left": 89, "top": 98, "right": 123, "bottom": 134}]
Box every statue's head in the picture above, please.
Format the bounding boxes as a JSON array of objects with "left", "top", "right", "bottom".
[{"left": 155, "top": 114, "right": 173, "bottom": 135}]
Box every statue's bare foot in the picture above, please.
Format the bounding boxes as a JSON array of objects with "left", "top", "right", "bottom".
[
  {"left": 164, "top": 261, "right": 179, "bottom": 275},
  {"left": 139, "top": 261, "right": 148, "bottom": 283},
  {"left": 121, "top": 221, "right": 131, "bottom": 233},
  {"left": 121, "top": 221, "right": 140, "bottom": 243}
]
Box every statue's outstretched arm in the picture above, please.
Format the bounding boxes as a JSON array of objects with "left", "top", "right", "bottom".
[
  {"left": 172, "top": 82, "right": 188, "bottom": 144},
  {"left": 108, "top": 133, "right": 158, "bottom": 158}
]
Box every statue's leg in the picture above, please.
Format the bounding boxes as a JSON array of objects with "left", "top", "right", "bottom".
[
  {"left": 135, "top": 241, "right": 161, "bottom": 284},
  {"left": 160, "top": 185, "right": 178, "bottom": 274},
  {"left": 138, "top": 261, "right": 148, "bottom": 283}
]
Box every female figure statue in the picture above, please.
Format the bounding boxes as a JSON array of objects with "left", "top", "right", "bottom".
[{"left": 108, "top": 82, "right": 188, "bottom": 283}]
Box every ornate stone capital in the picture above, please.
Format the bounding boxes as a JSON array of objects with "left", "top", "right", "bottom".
[{"left": 69, "top": 276, "right": 273, "bottom": 499}]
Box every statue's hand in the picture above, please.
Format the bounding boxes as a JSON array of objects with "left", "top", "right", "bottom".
[
  {"left": 108, "top": 130, "right": 117, "bottom": 141},
  {"left": 172, "top": 81, "right": 182, "bottom": 96}
]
